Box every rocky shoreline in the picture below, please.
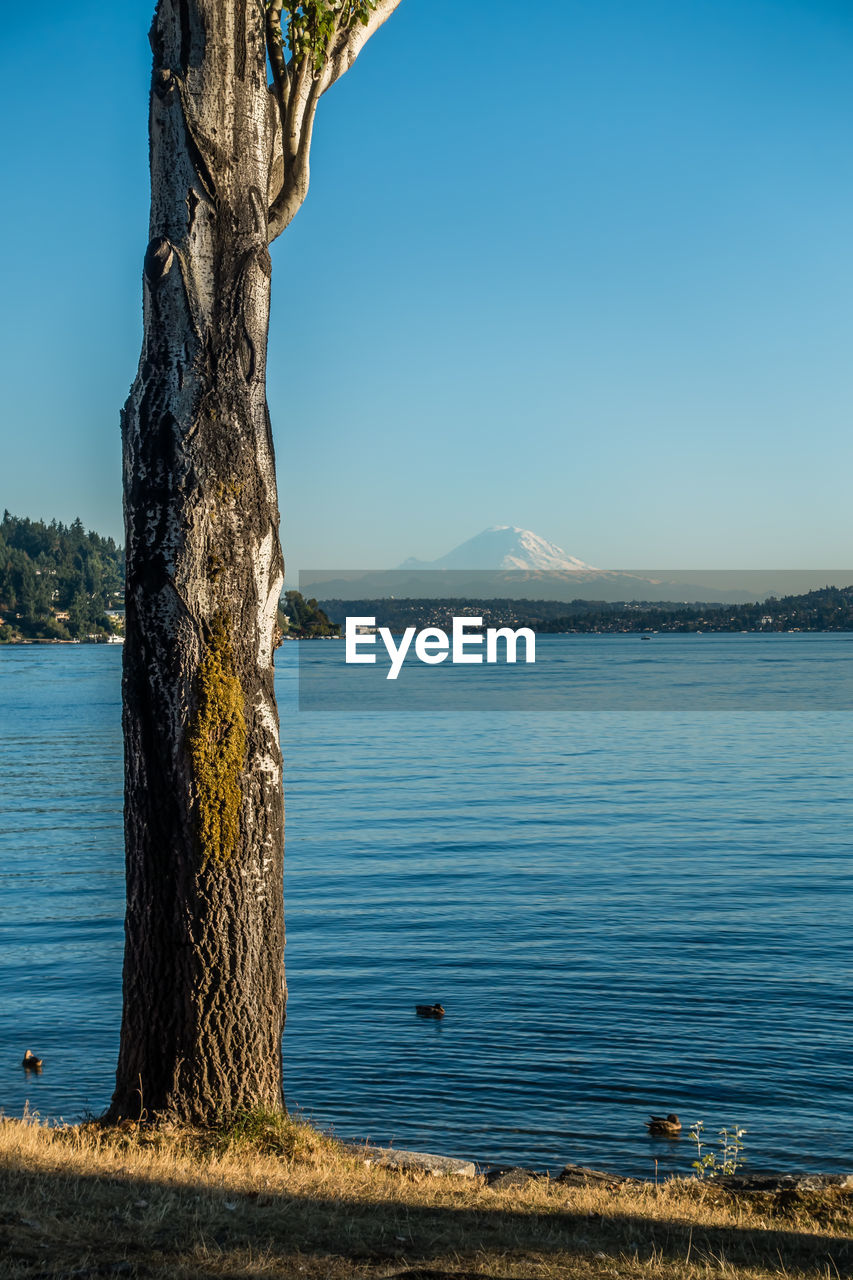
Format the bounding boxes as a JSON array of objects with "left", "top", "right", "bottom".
[{"left": 349, "top": 1141, "right": 853, "bottom": 1199}]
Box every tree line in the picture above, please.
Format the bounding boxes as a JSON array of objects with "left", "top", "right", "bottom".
[
  {"left": 0, "top": 511, "right": 341, "bottom": 644},
  {"left": 319, "top": 587, "right": 853, "bottom": 634},
  {"left": 278, "top": 590, "right": 340, "bottom": 638},
  {"left": 533, "top": 587, "right": 853, "bottom": 633},
  {"left": 0, "top": 511, "right": 124, "bottom": 641}
]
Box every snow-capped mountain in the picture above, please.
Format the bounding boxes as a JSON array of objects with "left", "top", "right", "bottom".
[
  {"left": 400, "top": 526, "right": 595, "bottom": 572},
  {"left": 303, "top": 527, "right": 789, "bottom": 604}
]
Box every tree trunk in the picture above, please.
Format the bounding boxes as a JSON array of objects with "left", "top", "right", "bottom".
[{"left": 110, "top": 0, "right": 286, "bottom": 1122}]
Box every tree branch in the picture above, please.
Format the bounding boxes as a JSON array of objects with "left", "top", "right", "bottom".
[
  {"left": 287, "top": 49, "right": 315, "bottom": 156},
  {"left": 318, "top": 0, "right": 404, "bottom": 95},
  {"left": 265, "top": 0, "right": 291, "bottom": 116},
  {"left": 295, "top": 68, "right": 323, "bottom": 172},
  {"left": 266, "top": 66, "right": 322, "bottom": 240},
  {"left": 264, "top": 0, "right": 405, "bottom": 242}
]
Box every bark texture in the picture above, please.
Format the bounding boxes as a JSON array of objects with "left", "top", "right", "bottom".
[
  {"left": 113, "top": 0, "right": 403, "bottom": 1125},
  {"left": 112, "top": 0, "right": 285, "bottom": 1122}
]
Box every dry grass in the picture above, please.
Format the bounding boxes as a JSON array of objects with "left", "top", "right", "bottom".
[{"left": 0, "top": 1112, "right": 851, "bottom": 1279}]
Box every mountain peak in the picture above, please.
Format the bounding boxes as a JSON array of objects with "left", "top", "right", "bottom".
[{"left": 399, "top": 527, "right": 594, "bottom": 572}]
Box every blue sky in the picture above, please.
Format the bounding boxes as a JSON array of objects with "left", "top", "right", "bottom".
[{"left": 1, "top": 0, "right": 851, "bottom": 571}]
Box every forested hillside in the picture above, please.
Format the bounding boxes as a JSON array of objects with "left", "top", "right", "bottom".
[
  {"left": 278, "top": 590, "right": 340, "bottom": 638},
  {"left": 0, "top": 512, "right": 124, "bottom": 642},
  {"left": 0, "top": 512, "right": 345, "bottom": 644}
]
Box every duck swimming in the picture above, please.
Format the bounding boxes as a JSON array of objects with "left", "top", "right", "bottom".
[
  {"left": 21, "top": 1050, "right": 43, "bottom": 1071},
  {"left": 646, "top": 1113, "right": 681, "bottom": 1136},
  {"left": 415, "top": 1003, "right": 445, "bottom": 1018}
]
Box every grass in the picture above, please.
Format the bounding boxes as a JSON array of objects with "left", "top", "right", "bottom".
[{"left": 1, "top": 1112, "right": 851, "bottom": 1279}]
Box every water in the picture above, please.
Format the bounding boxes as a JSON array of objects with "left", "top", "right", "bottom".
[{"left": 1, "top": 638, "right": 852, "bottom": 1178}]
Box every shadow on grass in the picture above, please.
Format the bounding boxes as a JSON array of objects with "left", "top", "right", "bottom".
[{"left": 1, "top": 1155, "right": 851, "bottom": 1279}]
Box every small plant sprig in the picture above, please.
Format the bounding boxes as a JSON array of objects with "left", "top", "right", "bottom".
[{"left": 690, "top": 1120, "right": 747, "bottom": 1178}]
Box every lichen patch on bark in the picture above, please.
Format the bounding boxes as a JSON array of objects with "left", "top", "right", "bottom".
[{"left": 188, "top": 614, "right": 247, "bottom": 867}]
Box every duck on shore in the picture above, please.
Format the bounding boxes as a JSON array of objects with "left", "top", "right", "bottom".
[
  {"left": 415, "top": 1004, "right": 445, "bottom": 1018},
  {"left": 646, "top": 1113, "right": 681, "bottom": 1136},
  {"left": 21, "top": 1050, "right": 43, "bottom": 1071}
]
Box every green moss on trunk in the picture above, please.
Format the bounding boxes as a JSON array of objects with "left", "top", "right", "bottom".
[{"left": 188, "top": 615, "right": 247, "bottom": 866}]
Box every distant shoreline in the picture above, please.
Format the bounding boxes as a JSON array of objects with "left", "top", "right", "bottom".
[
  {"left": 317, "top": 585, "right": 853, "bottom": 637},
  {"left": 5, "top": 628, "right": 853, "bottom": 648}
]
